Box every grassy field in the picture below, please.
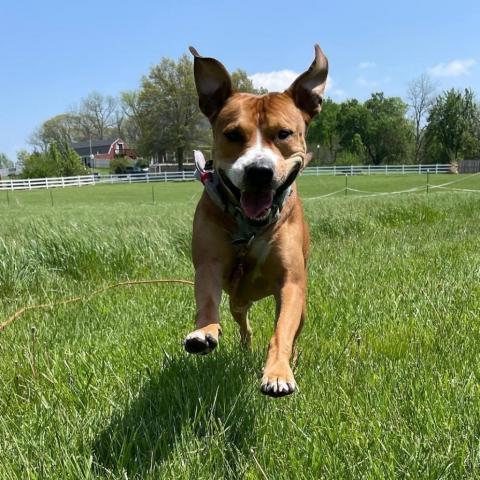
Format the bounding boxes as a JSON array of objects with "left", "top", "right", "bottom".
[{"left": 1, "top": 174, "right": 480, "bottom": 479}]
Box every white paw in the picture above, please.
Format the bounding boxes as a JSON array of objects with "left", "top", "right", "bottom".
[
  {"left": 184, "top": 330, "right": 218, "bottom": 355},
  {"left": 260, "top": 376, "right": 296, "bottom": 397}
]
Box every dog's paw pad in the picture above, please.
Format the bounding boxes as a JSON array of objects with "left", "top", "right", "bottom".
[
  {"left": 260, "top": 378, "right": 296, "bottom": 397},
  {"left": 184, "top": 331, "right": 218, "bottom": 355}
]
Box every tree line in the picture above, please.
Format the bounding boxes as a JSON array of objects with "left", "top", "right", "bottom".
[
  {"left": 308, "top": 77, "right": 480, "bottom": 165},
  {"left": 2, "top": 53, "right": 480, "bottom": 177}
]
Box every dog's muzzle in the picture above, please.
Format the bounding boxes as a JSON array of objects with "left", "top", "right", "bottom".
[{"left": 215, "top": 152, "right": 305, "bottom": 224}]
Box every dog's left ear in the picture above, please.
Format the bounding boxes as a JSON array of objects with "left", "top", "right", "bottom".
[
  {"left": 189, "top": 46, "right": 232, "bottom": 121},
  {"left": 286, "top": 44, "right": 328, "bottom": 123}
]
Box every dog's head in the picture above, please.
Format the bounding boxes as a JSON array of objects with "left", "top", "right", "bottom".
[{"left": 190, "top": 45, "right": 328, "bottom": 222}]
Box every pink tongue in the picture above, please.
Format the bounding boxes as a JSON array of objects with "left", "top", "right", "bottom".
[{"left": 240, "top": 190, "right": 274, "bottom": 219}]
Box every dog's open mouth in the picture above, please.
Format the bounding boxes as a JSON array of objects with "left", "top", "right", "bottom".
[
  {"left": 218, "top": 161, "right": 302, "bottom": 224},
  {"left": 240, "top": 190, "right": 274, "bottom": 221}
]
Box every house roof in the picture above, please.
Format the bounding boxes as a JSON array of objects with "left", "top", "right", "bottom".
[
  {"left": 70, "top": 138, "right": 123, "bottom": 157},
  {"left": 71, "top": 138, "right": 121, "bottom": 150}
]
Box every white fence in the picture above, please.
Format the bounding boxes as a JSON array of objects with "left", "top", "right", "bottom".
[
  {"left": 0, "top": 164, "right": 452, "bottom": 191},
  {"left": 303, "top": 163, "right": 451, "bottom": 176}
]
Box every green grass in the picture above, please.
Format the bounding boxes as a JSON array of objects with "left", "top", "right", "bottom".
[{"left": 1, "top": 174, "right": 480, "bottom": 479}]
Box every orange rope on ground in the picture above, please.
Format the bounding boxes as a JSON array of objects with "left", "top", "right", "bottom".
[{"left": 0, "top": 279, "right": 194, "bottom": 333}]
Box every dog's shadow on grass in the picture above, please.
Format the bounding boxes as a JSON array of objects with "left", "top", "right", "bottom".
[{"left": 93, "top": 350, "right": 260, "bottom": 477}]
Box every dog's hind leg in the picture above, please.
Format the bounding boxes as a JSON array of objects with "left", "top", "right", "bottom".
[{"left": 229, "top": 299, "right": 253, "bottom": 349}]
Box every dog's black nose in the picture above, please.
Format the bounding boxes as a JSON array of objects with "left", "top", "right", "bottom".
[{"left": 244, "top": 164, "right": 274, "bottom": 188}]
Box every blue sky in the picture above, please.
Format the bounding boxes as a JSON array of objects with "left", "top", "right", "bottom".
[{"left": 1, "top": 0, "right": 479, "bottom": 161}]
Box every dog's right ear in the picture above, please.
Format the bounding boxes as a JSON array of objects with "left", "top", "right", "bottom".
[{"left": 189, "top": 46, "right": 232, "bottom": 121}]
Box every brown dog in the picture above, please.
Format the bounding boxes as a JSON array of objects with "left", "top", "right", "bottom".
[{"left": 184, "top": 45, "right": 328, "bottom": 397}]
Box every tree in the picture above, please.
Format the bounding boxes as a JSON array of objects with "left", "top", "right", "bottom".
[
  {"left": 110, "top": 156, "right": 133, "bottom": 174},
  {"left": 337, "top": 99, "right": 367, "bottom": 155},
  {"left": 363, "top": 93, "right": 413, "bottom": 164},
  {"left": 337, "top": 93, "right": 413, "bottom": 165},
  {"left": 425, "top": 88, "right": 480, "bottom": 163},
  {"left": 29, "top": 114, "right": 78, "bottom": 152},
  {"left": 307, "top": 98, "right": 340, "bottom": 163},
  {"left": 231, "top": 69, "right": 267, "bottom": 94},
  {"left": 406, "top": 74, "right": 436, "bottom": 163},
  {"left": 120, "top": 90, "right": 144, "bottom": 148},
  {"left": 0, "top": 153, "right": 13, "bottom": 168},
  {"left": 71, "top": 92, "right": 120, "bottom": 141},
  {"left": 16, "top": 150, "right": 30, "bottom": 170},
  {"left": 22, "top": 143, "right": 86, "bottom": 178},
  {"left": 134, "top": 54, "right": 209, "bottom": 169}
]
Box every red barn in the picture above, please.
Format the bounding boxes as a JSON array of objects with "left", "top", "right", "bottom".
[{"left": 71, "top": 138, "right": 136, "bottom": 168}]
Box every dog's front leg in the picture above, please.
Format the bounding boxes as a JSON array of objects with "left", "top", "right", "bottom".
[
  {"left": 184, "top": 261, "right": 223, "bottom": 355},
  {"left": 261, "top": 276, "right": 306, "bottom": 397}
]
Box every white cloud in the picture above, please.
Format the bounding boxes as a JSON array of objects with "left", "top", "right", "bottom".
[
  {"left": 249, "top": 69, "right": 299, "bottom": 92},
  {"left": 249, "top": 70, "right": 346, "bottom": 98},
  {"left": 358, "top": 61, "right": 376, "bottom": 69},
  {"left": 428, "top": 59, "right": 476, "bottom": 77}
]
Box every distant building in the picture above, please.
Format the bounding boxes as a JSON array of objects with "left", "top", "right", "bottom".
[
  {"left": 0, "top": 165, "right": 23, "bottom": 179},
  {"left": 459, "top": 159, "right": 480, "bottom": 173},
  {"left": 71, "top": 138, "right": 136, "bottom": 168}
]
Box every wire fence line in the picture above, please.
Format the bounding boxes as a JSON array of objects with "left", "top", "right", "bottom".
[
  {"left": 0, "top": 164, "right": 453, "bottom": 192},
  {"left": 303, "top": 171, "right": 480, "bottom": 200}
]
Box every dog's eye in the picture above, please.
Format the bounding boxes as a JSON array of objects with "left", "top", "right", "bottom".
[
  {"left": 278, "top": 129, "right": 293, "bottom": 140},
  {"left": 224, "top": 129, "right": 243, "bottom": 142}
]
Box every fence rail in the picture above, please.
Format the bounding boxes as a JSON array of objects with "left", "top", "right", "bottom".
[{"left": 0, "top": 164, "right": 452, "bottom": 191}]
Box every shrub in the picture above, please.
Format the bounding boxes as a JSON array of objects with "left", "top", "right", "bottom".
[
  {"left": 110, "top": 156, "right": 133, "bottom": 174},
  {"left": 22, "top": 143, "right": 86, "bottom": 178}
]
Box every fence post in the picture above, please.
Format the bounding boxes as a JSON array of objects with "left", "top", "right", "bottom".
[
  {"left": 350, "top": 165, "right": 353, "bottom": 176},
  {"left": 46, "top": 178, "right": 49, "bottom": 189},
  {"left": 10, "top": 179, "right": 14, "bottom": 191},
  {"left": 435, "top": 164, "right": 438, "bottom": 174},
  {"left": 402, "top": 164, "right": 405, "bottom": 175},
  {"left": 385, "top": 164, "right": 388, "bottom": 174},
  {"left": 61, "top": 177, "right": 65, "bottom": 188},
  {"left": 77, "top": 176, "right": 81, "bottom": 186},
  {"left": 182, "top": 171, "right": 185, "bottom": 181},
  {"left": 418, "top": 164, "right": 421, "bottom": 174},
  {"left": 368, "top": 165, "right": 371, "bottom": 175},
  {"left": 28, "top": 179, "right": 31, "bottom": 190},
  {"left": 164, "top": 172, "right": 167, "bottom": 182},
  {"left": 147, "top": 173, "right": 150, "bottom": 183}
]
